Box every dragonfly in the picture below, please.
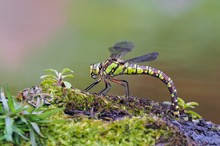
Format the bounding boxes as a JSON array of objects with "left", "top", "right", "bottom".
[{"left": 85, "top": 41, "right": 179, "bottom": 116}]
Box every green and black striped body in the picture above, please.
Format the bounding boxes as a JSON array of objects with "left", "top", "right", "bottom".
[
  {"left": 103, "top": 59, "right": 179, "bottom": 115},
  {"left": 85, "top": 41, "right": 180, "bottom": 116}
]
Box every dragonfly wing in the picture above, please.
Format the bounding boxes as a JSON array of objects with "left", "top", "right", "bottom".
[
  {"left": 109, "top": 41, "right": 135, "bottom": 60},
  {"left": 125, "top": 52, "right": 159, "bottom": 63}
]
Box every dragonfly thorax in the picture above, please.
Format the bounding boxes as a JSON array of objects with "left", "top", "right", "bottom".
[{"left": 90, "top": 63, "right": 102, "bottom": 79}]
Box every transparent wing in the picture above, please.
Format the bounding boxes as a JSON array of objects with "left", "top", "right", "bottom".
[
  {"left": 109, "top": 41, "right": 135, "bottom": 60},
  {"left": 125, "top": 52, "right": 159, "bottom": 63}
]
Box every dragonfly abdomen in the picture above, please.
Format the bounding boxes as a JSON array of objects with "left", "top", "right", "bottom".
[{"left": 124, "top": 64, "right": 179, "bottom": 115}]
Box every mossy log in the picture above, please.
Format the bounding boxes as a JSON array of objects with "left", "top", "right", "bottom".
[{"left": 9, "top": 86, "right": 218, "bottom": 145}]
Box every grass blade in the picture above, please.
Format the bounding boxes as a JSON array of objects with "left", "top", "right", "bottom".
[
  {"left": 13, "top": 125, "right": 29, "bottom": 140},
  {"left": 30, "top": 122, "right": 44, "bottom": 137},
  {"left": 5, "top": 116, "right": 14, "bottom": 142},
  {"left": 29, "top": 127, "right": 37, "bottom": 146},
  {"left": 31, "top": 108, "right": 63, "bottom": 120},
  {"left": 5, "top": 87, "right": 15, "bottom": 114},
  {"left": 1, "top": 88, "right": 9, "bottom": 113}
]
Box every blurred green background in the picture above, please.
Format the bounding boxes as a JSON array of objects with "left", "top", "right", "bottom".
[{"left": 0, "top": 1, "right": 219, "bottom": 123}]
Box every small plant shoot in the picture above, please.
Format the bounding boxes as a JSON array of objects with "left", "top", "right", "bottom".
[
  {"left": 178, "top": 97, "right": 201, "bottom": 119},
  {"left": 40, "top": 68, "right": 74, "bottom": 91}
]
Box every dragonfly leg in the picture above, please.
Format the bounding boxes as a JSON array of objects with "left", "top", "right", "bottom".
[
  {"left": 110, "top": 78, "right": 130, "bottom": 98},
  {"left": 85, "top": 78, "right": 102, "bottom": 92},
  {"left": 99, "top": 79, "right": 112, "bottom": 95}
]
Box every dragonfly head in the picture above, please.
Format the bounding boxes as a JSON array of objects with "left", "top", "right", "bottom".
[{"left": 90, "top": 63, "right": 102, "bottom": 79}]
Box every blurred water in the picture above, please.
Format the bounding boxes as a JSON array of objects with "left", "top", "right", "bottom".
[{"left": 0, "top": 1, "right": 220, "bottom": 123}]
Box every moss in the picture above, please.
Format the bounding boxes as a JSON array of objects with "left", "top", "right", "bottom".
[{"left": 40, "top": 113, "right": 181, "bottom": 146}]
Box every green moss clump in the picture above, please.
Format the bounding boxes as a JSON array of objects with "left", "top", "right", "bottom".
[{"left": 41, "top": 113, "right": 181, "bottom": 146}]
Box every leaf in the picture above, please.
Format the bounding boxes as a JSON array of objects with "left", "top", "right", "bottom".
[
  {"left": 177, "top": 97, "right": 185, "bottom": 105},
  {"left": 13, "top": 105, "right": 27, "bottom": 115},
  {"left": 186, "top": 110, "right": 202, "bottom": 119},
  {"left": 40, "top": 74, "right": 57, "bottom": 80},
  {"left": 20, "top": 117, "right": 29, "bottom": 124},
  {"left": 13, "top": 125, "right": 29, "bottom": 140},
  {"left": 184, "top": 105, "right": 195, "bottom": 109},
  {"left": 63, "top": 81, "right": 72, "bottom": 89},
  {"left": 5, "top": 116, "right": 14, "bottom": 142},
  {"left": 1, "top": 88, "right": 9, "bottom": 113},
  {"left": 29, "top": 127, "right": 37, "bottom": 146},
  {"left": 0, "top": 115, "right": 6, "bottom": 119},
  {"left": 5, "top": 87, "right": 15, "bottom": 114},
  {"left": 30, "top": 122, "right": 44, "bottom": 137},
  {"left": 45, "top": 69, "right": 59, "bottom": 76},
  {"left": 29, "top": 108, "right": 63, "bottom": 121},
  {"left": 37, "top": 108, "right": 63, "bottom": 119},
  {"left": 186, "top": 102, "right": 199, "bottom": 107},
  {"left": 61, "top": 68, "right": 74, "bottom": 74},
  {"left": 177, "top": 98, "right": 186, "bottom": 110},
  {"left": 0, "top": 103, "right": 2, "bottom": 112},
  {"left": 62, "top": 74, "right": 74, "bottom": 79},
  {"left": 0, "top": 118, "right": 5, "bottom": 125},
  {"left": 0, "top": 135, "right": 5, "bottom": 141}
]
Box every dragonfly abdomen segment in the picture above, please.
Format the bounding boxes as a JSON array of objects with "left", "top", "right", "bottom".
[{"left": 124, "top": 64, "right": 179, "bottom": 115}]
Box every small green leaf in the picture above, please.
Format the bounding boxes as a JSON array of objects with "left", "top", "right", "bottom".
[
  {"left": 29, "top": 108, "right": 63, "bottom": 121},
  {"left": 30, "top": 122, "right": 44, "bottom": 137},
  {"left": 5, "top": 87, "right": 15, "bottom": 114},
  {"left": 1, "top": 88, "right": 9, "bottom": 113},
  {"left": 40, "top": 74, "right": 57, "bottom": 80},
  {"left": 20, "top": 117, "right": 28, "bottom": 124},
  {"left": 29, "top": 127, "right": 37, "bottom": 146},
  {"left": 45, "top": 69, "right": 56, "bottom": 72},
  {"left": 61, "top": 68, "right": 74, "bottom": 74},
  {"left": 63, "top": 81, "right": 72, "bottom": 89},
  {"left": 178, "top": 97, "right": 185, "bottom": 105},
  {"left": 45, "top": 69, "right": 59, "bottom": 76},
  {"left": 5, "top": 116, "right": 14, "bottom": 142},
  {"left": 13, "top": 105, "right": 27, "bottom": 115},
  {"left": 0, "top": 135, "right": 5, "bottom": 141},
  {"left": 186, "top": 110, "right": 202, "bottom": 119},
  {"left": 62, "top": 74, "right": 74, "bottom": 79},
  {"left": 186, "top": 102, "right": 199, "bottom": 107},
  {"left": 0, "top": 118, "right": 5, "bottom": 126},
  {"left": 0, "top": 103, "right": 2, "bottom": 112},
  {"left": 184, "top": 104, "right": 195, "bottom": 109},
  {"left": 13, "top": 125, "right": 29, "bottom": 140}
]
